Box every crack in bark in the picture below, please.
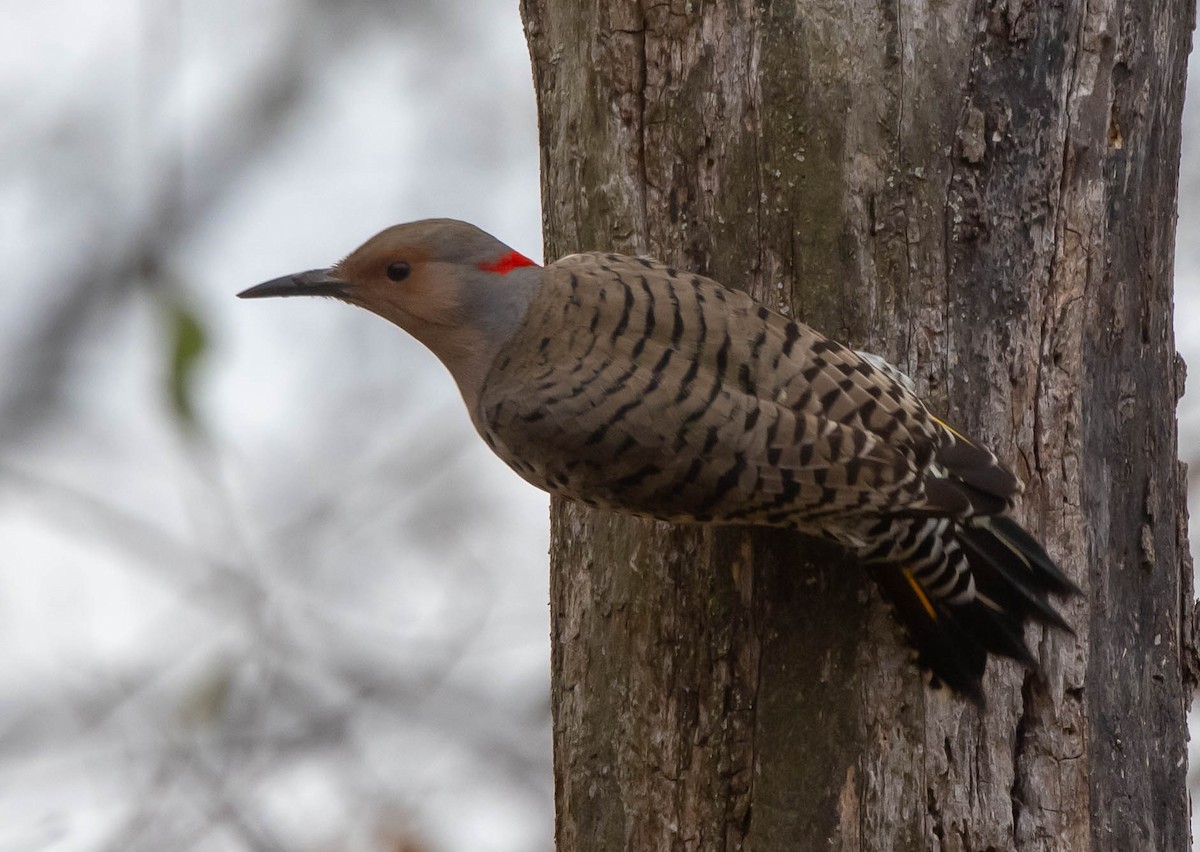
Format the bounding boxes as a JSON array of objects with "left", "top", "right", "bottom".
[
  {"left": 1010, "top": 670, "right": 1034, "bottom": 847},
  {"left": 633, "top": 11, "right": 649, "bottom": 255},
  {"left": 1035, "top": 0, "right": 1091, "bottom": 489}
]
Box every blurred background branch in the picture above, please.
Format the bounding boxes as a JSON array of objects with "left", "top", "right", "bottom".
[{"left": 2, "top": 2, "right": 548, "bottom": 850}]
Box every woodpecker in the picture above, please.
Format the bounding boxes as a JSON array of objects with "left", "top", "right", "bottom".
[{"left": 239, "top": 218, "right": 1076, "bottom": 699}]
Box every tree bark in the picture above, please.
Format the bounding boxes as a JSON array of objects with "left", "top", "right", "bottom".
[{"left": 519, "top": 0, "right": 1195, "bottom": 849}]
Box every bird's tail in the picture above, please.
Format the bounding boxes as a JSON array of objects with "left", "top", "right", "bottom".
[{"left": 863, "top": 514, "right": 1077, "bottom": 700}]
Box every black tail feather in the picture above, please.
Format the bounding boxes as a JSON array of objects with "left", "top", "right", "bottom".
[
  {"left": 870, "top": 566, "right": 989, "bottom": 702},
  {"left": 981, "top": 516, "right": 1079, "bottom": 595},
  {"left": 957, "top": 520, "right": 1073, "bottom": 632},
  {"left": 870, "top": 515, "right": 1075, "bottom": 700}
]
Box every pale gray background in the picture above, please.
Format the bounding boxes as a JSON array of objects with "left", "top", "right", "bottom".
[{"left": 1, "top": 2, "right": 1195, "bottom": 850}]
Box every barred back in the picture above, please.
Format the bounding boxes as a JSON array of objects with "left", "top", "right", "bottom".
[{"left": 477, "top": 251, "right": 1075, "bottom": 696}]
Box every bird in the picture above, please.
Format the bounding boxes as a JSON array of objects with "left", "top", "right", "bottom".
[{"left": 239, "top": 218, "right": 1077, "bottom": 699}]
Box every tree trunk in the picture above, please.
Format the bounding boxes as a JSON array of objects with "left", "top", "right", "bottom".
[{"left": 519, "top": 0, "right": 1195, "bottom": 848}]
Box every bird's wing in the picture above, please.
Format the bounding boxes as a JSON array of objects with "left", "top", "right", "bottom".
[{"left": 478, "top": 252, "right": 1011, "bottom": 527}]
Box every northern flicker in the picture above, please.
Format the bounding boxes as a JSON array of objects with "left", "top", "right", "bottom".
[{"left": 239, "top": 218, "right": 1076, "bottom": 698}]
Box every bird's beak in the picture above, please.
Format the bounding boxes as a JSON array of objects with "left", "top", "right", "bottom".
[{"left": 237, "top": 268, "right": 349, "bottom": 300}]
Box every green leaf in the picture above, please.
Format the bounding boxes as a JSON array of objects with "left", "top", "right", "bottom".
[{"left": 166, "top": 302, "right": 208, "bottom": 430}]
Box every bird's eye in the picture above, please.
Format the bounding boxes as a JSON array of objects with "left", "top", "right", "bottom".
[{"left": 386, "top": 261, "right": 411, "bottom": 282}]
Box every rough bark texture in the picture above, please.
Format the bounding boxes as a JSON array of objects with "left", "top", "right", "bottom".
[{"left": 519, "top": 0, "right": 1195, "bottom": 849}]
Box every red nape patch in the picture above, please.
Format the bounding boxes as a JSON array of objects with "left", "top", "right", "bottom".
[{"left": 478, "top": 250, "right": 538, "bottom": 274}]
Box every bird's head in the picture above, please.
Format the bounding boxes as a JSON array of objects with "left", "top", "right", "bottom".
[{"left": 239, "top": 218, "right": 541, "bottom": 403}]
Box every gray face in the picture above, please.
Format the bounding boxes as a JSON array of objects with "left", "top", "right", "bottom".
[{"left": 238, "top": 218, "right": 542, "bottom": 407}]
